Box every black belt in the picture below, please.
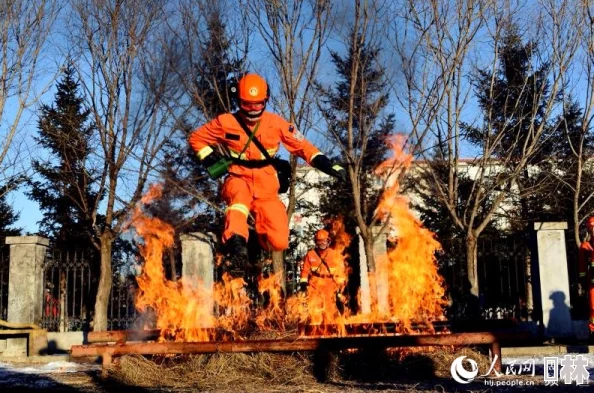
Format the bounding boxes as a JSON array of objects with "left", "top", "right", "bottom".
[{"left": 231, "top": 158, "right": 274, "bottom": 169}]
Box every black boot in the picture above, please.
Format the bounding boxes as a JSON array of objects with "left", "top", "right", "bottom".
[{"left": 224, "top": 234, "right": 249, "bottom": 278}]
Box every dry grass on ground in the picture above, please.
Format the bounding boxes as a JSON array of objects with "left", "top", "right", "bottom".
[{"left": 107, "top": 346, "right": 491, "bottom": 391}]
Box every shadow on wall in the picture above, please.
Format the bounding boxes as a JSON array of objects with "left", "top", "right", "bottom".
[{"left": 546, "top": 291, "right": 572, "bottom": 338}]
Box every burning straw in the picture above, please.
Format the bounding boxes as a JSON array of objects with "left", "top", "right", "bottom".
[{"left": 108, "top": 347, "right": 491, "bottom": 389}]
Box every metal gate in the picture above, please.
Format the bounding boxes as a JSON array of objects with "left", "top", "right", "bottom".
[
  {"left": 438, "top": 235, "right": 529, "bottom": 321},
  {"left": 41, "top": 249, "right": 94, "bottom": 331},
  {"left": 40, "top": 248, "right": 139, "bottom": 331}
]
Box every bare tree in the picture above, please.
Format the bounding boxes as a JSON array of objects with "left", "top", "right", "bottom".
[
  {"left": 160, "top": 0, "right": 250, "bottom": 126},
  {"left": 244, "top": 0, "right": 333, "bottom": 217},
  {"left": 560, "top": 0, "right": 594, "bottom": 246},
  {"left": 392, "top": 0, "right": 578, "bottom": 303},
  {"left": 67, "top": 0, "right": 176, "bottom": 331},
  {"left": 0, "top": 0, "right": 59, "bottom": 193},
  {"left": 243, "top": 0, "right": 333, "bottom": 287},
  {"left": 312, "top": 0, "right": 396, "bottom": 279}
]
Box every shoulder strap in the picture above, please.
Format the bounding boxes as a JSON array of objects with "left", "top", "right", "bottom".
[
  {"left": 313, "top": 249, "right": 336, "bottom": 282},
  {"left": 233, "top": 112, "right": 272, "bottom": 160}
]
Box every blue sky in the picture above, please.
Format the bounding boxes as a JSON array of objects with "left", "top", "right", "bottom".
[{"left": 11, "top": 190, "right": 41, "bottom": 234}]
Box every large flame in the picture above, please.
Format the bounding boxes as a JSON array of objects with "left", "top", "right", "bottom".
[
  {"left": 364, "top": 135, "right": 447, "bottom": 330},
  {"left": 130, "top": 135, "right": 445, "bottom": 342},
  {"left": 286, "top": 135, "right": 446, "bottom": 335},
  {"left": 131, "top": 184, "right": 252, "bottom": 341}
]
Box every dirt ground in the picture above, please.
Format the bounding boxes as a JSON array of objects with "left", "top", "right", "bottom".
[
  {"left": 0, "top": 367, "right": 587, "bottom": 393},
  {"left": 1, "top": 350, "right": 591, "bottom": 393}
]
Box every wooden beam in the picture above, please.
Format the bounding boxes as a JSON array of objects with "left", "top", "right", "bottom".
[
  {"left": 72, "top": 331, "right": 526, "bottom": 367},
  {"left": 85, "top": 322, "right": 451, "bottom": 343},
  {"left": 86, "top": 329, "right": 161, "bottom": 343}
]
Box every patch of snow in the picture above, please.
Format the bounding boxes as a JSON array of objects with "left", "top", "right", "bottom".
[{"left": 0, "top": 360, "right": 100, "bottom": 374}]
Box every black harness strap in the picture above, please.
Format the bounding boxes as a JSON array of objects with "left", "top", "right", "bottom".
[
  {"left": 232, "top": 112, "right": 276, "bottom": 163},
  {"left": 312, "top": 249, "right": 338, "bottom": 284}
]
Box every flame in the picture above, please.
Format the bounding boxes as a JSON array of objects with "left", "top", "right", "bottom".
[
  {"left": 361, "top": 134, "right": 447, "bottom": 330},
  {"left": 130, "top": 134, "right": 445, "bottom": 342},
  {"left": 131, "top": 184, "right": 255, "bottom": 342},
  {"left": 254, "top": 271, "right": 286, "bottom": 331},
  {"left": 285, "top": 219, "right": 351, "bottom": 336}
]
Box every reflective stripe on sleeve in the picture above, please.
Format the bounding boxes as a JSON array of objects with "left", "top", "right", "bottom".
[
  {"left": 198, "top": 146, "right": 214, "bottom": 160},
  {"left": 228, "top": 149, "right": 247, "bottom": 160},
  {"left": 225, "top": 204, "right": 250, "bottom": 217}
]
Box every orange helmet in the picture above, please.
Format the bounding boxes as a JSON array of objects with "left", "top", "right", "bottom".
[
  {"left": 315, "top": 229, "right": 329, "bottom": 241},
  {"left": 586, "top": 217, "right": 594, "bottom": 229},
  {"left": 238, "top": 73, "right": 269, "bottom": 102}
]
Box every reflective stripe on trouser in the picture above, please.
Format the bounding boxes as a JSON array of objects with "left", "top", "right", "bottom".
[
  {"left": 223, "top": 203, "right": 250, "bottom": 242},
  {"left": 221, "top": 175, "right": 289, "bottom": 251}
]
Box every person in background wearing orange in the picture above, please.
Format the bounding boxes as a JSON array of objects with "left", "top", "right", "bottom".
[
  {"left": 578, "top": 216, "right": 594, "bottom": 335},
  {"left": 189, "top": 73, "right": 346, "bottom": 278},
  {"left": 299, "top": 229, "right": 346, "bottom": 293}
]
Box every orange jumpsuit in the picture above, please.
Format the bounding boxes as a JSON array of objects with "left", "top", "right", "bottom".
[
  {"left": 300, "top": 247, "right": 346, "bottom": 289},
  {"left": 578, "top": 240, "right": 594, "bottom": 331},
  {"left": 188, "top": 111, "right": 320, "bottom": 251},
  {"left": 299, "top": 247, "right": 347, "bottom": 325}
]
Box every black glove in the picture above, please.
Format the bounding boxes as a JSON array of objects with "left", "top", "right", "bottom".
[
  {"left": 311, "top": 155, "right": 347, "bottom": 182},
  {"left": 298, "top": 282, "right": 308, "bottom": 292}
]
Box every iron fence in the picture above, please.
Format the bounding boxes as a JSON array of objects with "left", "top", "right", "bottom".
[
  {"left": 41, "top": 249, "right": 94, "bottom": 331},
  {"left": 27, "top": 233, "right": 580, "bottom": 330},
  {"left": 40, "top": 249, "right": 138, "bottom": 332},
  {"left": 438, "top": 235, "right": 529, "bottom": 321},
  {"left": 0, "top": 245, "right": 8, "bottom": 321},
  {"left": 107, "top": 275, "right": 138, "bottom": 331}
]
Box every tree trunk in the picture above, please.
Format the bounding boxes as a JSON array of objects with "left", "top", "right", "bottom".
[
  {"left": 93, "top": 231, "right": 114, "bottom": 331},
  {"left": 168, "top": 248, "right": 176, "bottom": 281},
  {"left": 272, "top": 250, "right": 286, "bottom": 295},
  {"left": 363, "top": 235, "right": 377, "bottom": 308},
  {"left": 364, "top": 234, "right": 376, "bottom": 273},
  {"left": 466, "top": 233, "right": 479, "bottom": 298},
  {"left": 59, "top": 271, "right": 66, "bottom": 332},
  {"left": 524, "top": 247, "right": 533, "bottom": 321}
]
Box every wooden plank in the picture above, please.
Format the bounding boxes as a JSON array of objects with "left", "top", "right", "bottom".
[{"left": 72, "top": 332, "right": 523, "bottom": 358}]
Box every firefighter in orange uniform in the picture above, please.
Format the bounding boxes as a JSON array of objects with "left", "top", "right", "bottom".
[
  {"left": 578, "top": 216, "right": 594, "bottom": 333},
  {"left": 299, "top": 229, "right": 346, "bottom": 295},
  {"left": 189, "top": 73, "right": 346, "bottom": 277}
]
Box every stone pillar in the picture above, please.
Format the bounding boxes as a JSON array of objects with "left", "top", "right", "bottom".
[
  {"left": 4, "top": 236, "right": 49, "bottom": 356},
  {"left": 180, "top": 232, "right": 215, "bottom": 291},
  {"left": 533, "top": 222, "right": 573, "bottom": 338},
  {"left": 181, "top": 233, "right": 215, "bottom": 327}
]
